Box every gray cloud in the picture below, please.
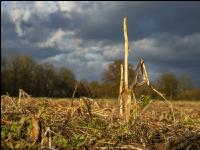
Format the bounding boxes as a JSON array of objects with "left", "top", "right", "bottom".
[
  {"left": 1, "top": 14, "right": 62, "bottom": 59},
  {"left": 1, "top": 1, "right": 200, "bottom": 86},
  {"left": 73, "top": 2, "right": 200, "bottom": 42}
]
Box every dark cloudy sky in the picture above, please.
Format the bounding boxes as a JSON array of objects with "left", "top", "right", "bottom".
[{"left": 1, "top": 1, "right": 200, "bottom": 86}]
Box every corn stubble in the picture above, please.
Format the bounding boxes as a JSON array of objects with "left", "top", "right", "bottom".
[{"left": 1, "top": 93, "right": 200, "bottom": 149}]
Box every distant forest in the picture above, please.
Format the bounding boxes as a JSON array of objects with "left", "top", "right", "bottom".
[{"left": 1, "top": 55, "right": 200, "bottom": 100}]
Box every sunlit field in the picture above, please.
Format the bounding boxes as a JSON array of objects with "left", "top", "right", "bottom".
[{"left": 1, "top": 95, "right": 200, "bottom": 149}]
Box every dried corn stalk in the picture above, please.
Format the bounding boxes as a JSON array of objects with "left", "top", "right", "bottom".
[{"left": 119, "top": 17, "right": 175, "bottom": 124}]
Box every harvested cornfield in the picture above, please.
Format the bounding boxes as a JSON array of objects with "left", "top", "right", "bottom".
[{"left": 1, "top": 95, "right": 200, "bottom": 150}]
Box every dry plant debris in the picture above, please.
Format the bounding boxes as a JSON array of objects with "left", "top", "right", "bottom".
[{"left": 1, "top": 93, "right": 200, "bottom": 150}]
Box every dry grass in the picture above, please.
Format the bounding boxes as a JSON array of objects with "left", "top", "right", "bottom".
[{"left": 1, "top": 95, "right": 200, "bottom": 150}]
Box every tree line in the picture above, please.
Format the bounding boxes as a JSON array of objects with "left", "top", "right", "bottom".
[
  {"left": 1, "top": 55, "right": 76, "bottom": 97},
  {"left": 1, "top": 55, "right": 200, "bottom": 100}
]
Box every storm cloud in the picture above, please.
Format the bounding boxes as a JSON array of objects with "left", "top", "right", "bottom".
[{"left": 1, "top": 1, "right": 200, "bottom": 86}]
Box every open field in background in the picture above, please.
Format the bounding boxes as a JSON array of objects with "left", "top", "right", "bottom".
[{"left": 1, "top": 96, "right": 200, "bottom": 150}]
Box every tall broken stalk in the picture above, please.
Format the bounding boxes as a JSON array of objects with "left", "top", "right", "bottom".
[{"left": 123, "top": 17, "right": 132, "bottom": 123}]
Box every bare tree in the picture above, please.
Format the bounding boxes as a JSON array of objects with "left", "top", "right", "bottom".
[
  {"left": 156, "top": 73, "right": 178, "bottom": 100},
  {"left": 102, "top": 60, "right": 135, "bottom": 97}
]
